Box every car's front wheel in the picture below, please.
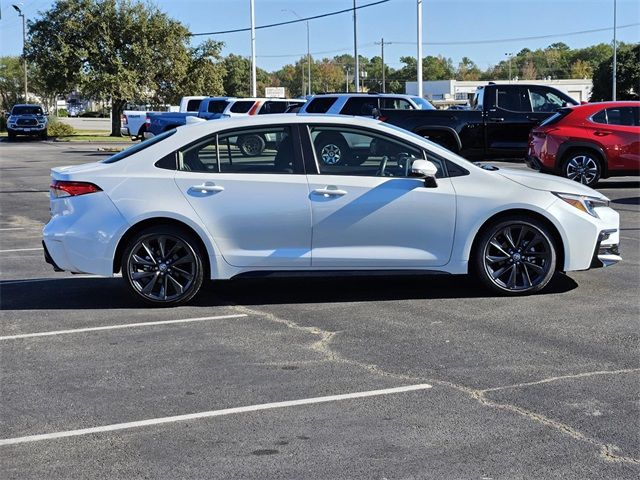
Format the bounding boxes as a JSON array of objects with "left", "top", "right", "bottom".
[
  {"left": 563, "top": 150, "right": 601, "bottom": 187},
  {"left": 473, "top": 216, "right": 557, "bottom": 295},
  {"left": 122, "top": 226, "right": 205, "bottom": 306}
]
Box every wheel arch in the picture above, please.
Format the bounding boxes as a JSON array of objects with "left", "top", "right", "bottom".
[
  {"left": 113, "top": 217, "right": 213, "bottom": 279},
  {"left": 468, "top": 208, "right": 566, "bottom": 273},
  {"left": 414, "top": 126, "right": 462, "bottom": 152},
  {"left": 556, "top": 141, "right": 607, "bottom": 177}
]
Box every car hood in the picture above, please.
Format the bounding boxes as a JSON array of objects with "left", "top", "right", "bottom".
[{"left": 496, "top": 168, "right": 609, "bottom": 200}]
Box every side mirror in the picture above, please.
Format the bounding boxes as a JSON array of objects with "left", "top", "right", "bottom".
[{"left": 411, "top": 159, "right": 438, "bottom": 187}]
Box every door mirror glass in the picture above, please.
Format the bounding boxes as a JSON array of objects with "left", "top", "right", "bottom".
[{"left": 411, "top": 159, "right": 438, "bottom": 177}]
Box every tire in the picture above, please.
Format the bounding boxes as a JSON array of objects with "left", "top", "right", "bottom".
[
  {"left": 473, "top": 216, "right": 556, "bottom": 295},
  {"left": 7, "top": 132, "right": 16, "bottom": 141},
  {"left": 562, "top": 150, "right": 602, "bottom": 187},
  {"left": 122, "top": 226, "right": 205, "bottom": 306},
  {"left": 40, "top": 130, "right": 48, "bottom": 140},
  {"left": 238, "top": 134, "right": 265, "bottom": 157},
  {"left": 315, "top": 133, "right": 352, "bottom": 166}
]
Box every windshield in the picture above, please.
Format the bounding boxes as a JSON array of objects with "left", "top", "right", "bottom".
[
  {"left": 12, "top": 106, "right": 44, "bottom": 115},
  {"left": 103, "top": 129, "right": 176, "bottom": 164},
  {"left": 411, "top": 97, "right": 435, "bottom": 110}
]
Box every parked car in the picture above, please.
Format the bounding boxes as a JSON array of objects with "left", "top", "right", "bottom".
[
  {"left": 378, "top": 83, "right": 579, "bottom": 159},
  {"left": 527, "top": 101, "right": 640, "bottom": 187},
  {"left": 43, "top": 115, "right": 620, "bottom": 306},
  {"left": 145, "top": 98, "right": 306, "bottom": 139},
  {"left": 121, "top": 96, "right": 206, "bottom": 140},
  {"left": 6, "top": 104, "right": 48, "bottom": 140},
  {"left": 298, "top": 92, "right": 435, "bottom": 116}
]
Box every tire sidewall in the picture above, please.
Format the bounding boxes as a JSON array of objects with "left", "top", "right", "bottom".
[
  {"left": 238, "top": 134, "right": 265, "bottom": 157},
  {"left": 315, "top": 133, "right": 351, "bottom": 166},
  {"left": 563, "top": 150, "right": 602, "bottom": 187}
]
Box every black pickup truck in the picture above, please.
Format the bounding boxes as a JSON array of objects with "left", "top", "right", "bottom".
[{"left": 380, "top": 83, "right": 579, "bottom": 160}]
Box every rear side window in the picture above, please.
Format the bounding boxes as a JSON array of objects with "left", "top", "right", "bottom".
[
  {"left": 207, "top": 100, "right": 229, "bottom": 113},
  {"left": 591, "top": 107, "right": 638, "bottom": 126},
  {"left": 230, "top": 101, "right": 256, "bottom": 113},
  {"left": 496, "top": 86, "right": 530, "bottom": 112},
  {"left": 340, "top": 97, "right": 378, "bottom": 116},
  {"left": 103, "top": 129, "right": 176, "bottom": 164},
  {"left": 305, "top": 97, "right": 337, "bottom": 113},
  {"left": 185, "top": 99, "right": 202, "bottom": 111},
  {"left": 259, "top": 101, "right": 288, "bottom": 114}
]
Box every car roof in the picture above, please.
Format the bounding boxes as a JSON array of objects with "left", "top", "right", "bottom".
[
  {"left": 12, "top": 104, "right": 43, "bottom": 108},
  {"left": 569, "top": 101, "right": 640, "bottom": 112},
  {"left": 310, "top": 93, "right": 418, "bottom": 98}
]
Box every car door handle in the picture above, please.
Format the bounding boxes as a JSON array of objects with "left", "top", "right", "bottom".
[
  {"left": 526, "top": 116, "right": 541, "bottom": 123},
  {"left": 312, "top": 187, "right": 347, "bottom": 197},
  {"left": 489, "top": 117, "right": 504, "bottom": 122},
  {"left": 191, "top": 183, "right": 224, "bottom": 193},
  {"left": 593, "top": 130, "right": 611, "bottom": 136}
]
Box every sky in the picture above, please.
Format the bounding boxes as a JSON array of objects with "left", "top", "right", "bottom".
[{"left": 1, "top": 0, "right": 638, "bottom": 72}]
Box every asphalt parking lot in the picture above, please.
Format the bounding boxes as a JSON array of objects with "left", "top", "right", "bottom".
[{"left": 0, "top": 139, "right": 638, "bottom": 479}]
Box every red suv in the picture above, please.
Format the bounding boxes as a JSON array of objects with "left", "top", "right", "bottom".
[{"left": 527, "top": 101, "right": 639, "bottom": 186}]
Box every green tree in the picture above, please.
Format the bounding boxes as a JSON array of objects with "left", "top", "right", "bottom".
[
  {"left": 591, "top": 44, "right": 640, "bottom": 101},
  {"left": 26, "top": 0, "right": 225, "bottom": 136},
  {"left": 0, "top": 56, "right": 24, "bottom": 111},
  {"left": 222, "top": 54, "right": 272, "bottom": 97},
  {"left": 456, "top": 57, "right": 481, "bottom": 81}
]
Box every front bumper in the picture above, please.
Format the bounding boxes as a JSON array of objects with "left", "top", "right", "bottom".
[
  {"left": 8, "top": 125, "right": 46, "bottom": 134},
  {"left": 590, "top": 229, "right": 622, "bottom": 268}
]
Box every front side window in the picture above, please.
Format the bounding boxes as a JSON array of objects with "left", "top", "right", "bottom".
[
  {"left": 528, "top": 87, "right": 567, "bottom": 113},
  {"left": 340, "top": 97, "right": 378, "bottom": 116},
  {"left": 179, "top": 126, "right": 297, "bottom": 174},
  {"left": 380, "top": 98, "right": 414, "bottom": 110},
  {"left": 309, "top": 126, "right": 444, "bottom": 178}
]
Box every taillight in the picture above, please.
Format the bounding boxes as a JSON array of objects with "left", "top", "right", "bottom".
[
  {"left": 248, "top": 102, "right": 261, "bottom": 115},
  {"left": 121, "top": 114, "right": 127, "bottom": 125},
  {"left": 378, "top": 115, "right": 388, "bottom": 122},
  {"left": 50, "top": 180, "right": 102, "bottom": 198}
]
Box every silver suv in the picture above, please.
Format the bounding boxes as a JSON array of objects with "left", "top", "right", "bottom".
[
  {"left": 7, "top": 104, "right": 49, "bottom": 140},
  {"left": 298, "top": 93, "right": 434, "bottom": 116}
]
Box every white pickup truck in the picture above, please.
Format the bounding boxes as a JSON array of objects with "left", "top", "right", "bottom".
[{"left": 120, "top": 96, "right": 206, "bottom": 140}]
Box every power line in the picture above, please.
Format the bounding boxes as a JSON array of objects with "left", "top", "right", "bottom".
[
  {"left": 190, "top": 0, "right": 390, "bottom": 37},
  {"left": 390, "top": 23, "right": 640, "bottom": 46}
]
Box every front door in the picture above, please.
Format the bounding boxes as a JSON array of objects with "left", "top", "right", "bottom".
[
  {"left": 173, "top": 125, "right": 312, "bottom": 268},
  {"left": 304, "top": 125, "right": 456, "bottom": 268}
]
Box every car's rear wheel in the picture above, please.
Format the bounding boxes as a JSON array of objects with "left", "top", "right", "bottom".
[
  {"left": 122, "top": 226, "right": 204, "bottom": 306},
  {"left": 238, "top": 134, "right": 265, "bottom": 157},
  {"left": 473, "top": 216, "right": 556, "bottom": 295},
  {"left": 315, "top": 133, "right": 351, "bottom": 166},
  {"left": 563, "top": 150, "right": 601, "bottom": 187}
]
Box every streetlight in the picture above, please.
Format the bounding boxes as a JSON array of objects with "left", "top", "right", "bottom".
[
  {"left": 13, "top": 4, "right": 27, "bottom": 102},
  {"left": 505, "top": 52, "right": 513, "bottom": 82},
  {"left": 353, "top": 0, "right": 359, "bottom": 92},
  {"left": 374, "top": 38, "right": 393, "bottom": 93},
  {"left": 612, "top": 0, "right": 617, "bottom": 101},
  {"left": 249, "top": 0, "right": 256, "bottom": 97},
  {"left": 282, "top": 9, "right": 311, "bottom": 96}
]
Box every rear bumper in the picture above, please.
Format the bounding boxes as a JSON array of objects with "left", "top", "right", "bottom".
[
  {"left": 120, "top": 126, "right": 130, "bottom": 136},
  {"left": 525, "top": 155, "right": 543, "bottom": 171},
  {"left": 42, "top": 240, "right": 64, "bottom": 272},
  {"left": 143, "top": 131, "right": 155, "bottom": 139}
]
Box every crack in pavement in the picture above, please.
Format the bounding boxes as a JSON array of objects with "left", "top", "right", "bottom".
[{"left": 231, "top": 304, "right": 640, "bottom": 466}]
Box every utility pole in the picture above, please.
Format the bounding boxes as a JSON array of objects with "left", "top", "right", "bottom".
[
  {"left": 353, "top": 0, "right": 360, "bottom": 92},
  {"left": 612, "top": 0, "right": 617, "bottom": 101},
  {"left": 417, "top": 0, "right": 423, "bottom": 98},
  {"left": 283, "top": 9, "right": 311, "bottom": 96},
  {"left": 345, "top": 67, "right": 350, "bottom": 93},
  {"left": 12, "top": 4, "right": 27, "bottom": 102},
  {"left": 375, "top": 38, "right": 392, "bottom": 93},
  {"left": 505, "top": 52, "right": 513, "bottom": 82},
  {"left": 249, "top": 0, "right": 257, "bottom": 97}
]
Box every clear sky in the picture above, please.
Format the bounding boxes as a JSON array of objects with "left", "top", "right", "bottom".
[{"left": 1, "top": 0, "right": 638, "bottom": 72}]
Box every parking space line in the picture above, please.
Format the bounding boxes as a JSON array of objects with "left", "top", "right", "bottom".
[
  {"left": 0, "top": 314, "right": 248, "bottom": 340},
  {"left": 0, "top": 228, "right": 25, "bottom": 231},
  {"left": 0, "top": 384, "right": 432, "bottom": 446},
  {"left": 0, "top": 247, "right": 43, "bottom": 253}
]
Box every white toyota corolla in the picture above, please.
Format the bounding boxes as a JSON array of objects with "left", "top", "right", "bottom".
[{"left": 43, "top": 114, "right": 621, "bottom": 306}]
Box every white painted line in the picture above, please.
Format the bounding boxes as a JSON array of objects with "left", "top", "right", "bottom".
[
  {"left": 0, "top": 228, "right": 25, "bottom": 231},
  {"left": 0, "top": 384, "right": 432, "bottom": 446},
  {"left": 0, "top": 314, "right": 248, "bottom": 341},
  {"left": 0, "top": 247, "right": 43, "bottom": 253}
]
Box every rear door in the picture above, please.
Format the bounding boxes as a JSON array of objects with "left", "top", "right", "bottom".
[
  {"left": 173, "top": 124, "right": 312, "bottom": 267},
  {"left": 588, "top": 106, "right": 640, "bottom": 171},
  {"left": 485, "top": 85, "right": 535, "bottom": 157}
]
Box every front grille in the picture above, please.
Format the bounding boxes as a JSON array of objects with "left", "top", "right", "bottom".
[{"left": 17, "top": 118, "right": 38, "bottom": 126}]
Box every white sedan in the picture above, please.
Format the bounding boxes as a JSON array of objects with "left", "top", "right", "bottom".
[{"left": 43, "top": 115, "right": 621, "bottom": 306}]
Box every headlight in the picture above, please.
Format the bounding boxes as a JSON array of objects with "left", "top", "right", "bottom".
[{"left": 553, "top": 192, "right": 609, "bottom": 218}]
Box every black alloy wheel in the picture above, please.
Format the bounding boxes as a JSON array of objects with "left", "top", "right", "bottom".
[{"left": 122, "top": 226, "right": 205, "bottom": 306}]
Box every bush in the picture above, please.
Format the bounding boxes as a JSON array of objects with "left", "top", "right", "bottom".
[
  {"left": 57, "top": 108, "right": 68, "bottom": 117},
  {"left": 48, "top": 117, "right": 76, "bottom": 137}
]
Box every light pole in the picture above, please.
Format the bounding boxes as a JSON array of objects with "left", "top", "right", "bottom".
[
  {"left": 612, "top": 0, "right": 617, "bottom": 101},
  {"left": 353, "top": 0, "right": 360, "bottom": 92},
  {"left": 249, "top": 0, "right": 257, "bottom": 97},
  {"left": 417, "top": 0, "right": 423, "bottom": 98},
  {"left": 374, "top": 38, "right": 392, "bottom": 93},
  {"left": 505, "top": 52, "right": 513, "bottom": 82},
  {"left": 345, "top": 66, "right": 350, "bottom": 93},
  {"left": 13, "top": 4, "right": 27, "bottom": 102},
  {"left": 283, "top": 9, "right": 311, "bottom": 96}
]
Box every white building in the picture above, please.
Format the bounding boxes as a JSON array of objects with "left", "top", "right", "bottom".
[{"left": 406, "top": 79, "right": 593, "bottom": 107}]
